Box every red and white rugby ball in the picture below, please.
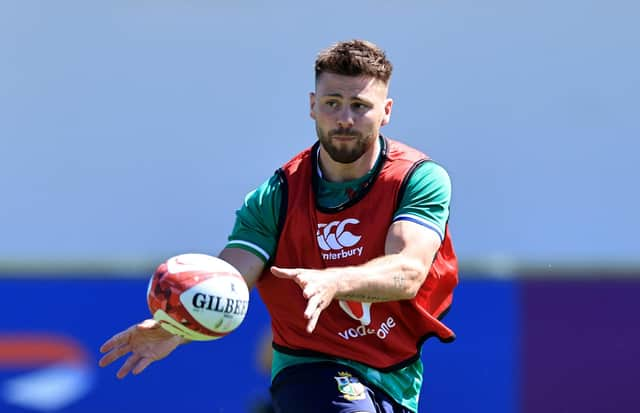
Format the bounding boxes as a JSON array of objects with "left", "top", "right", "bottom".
[{"left": 147, "top": 253, "right": 249, "bottom": 341}]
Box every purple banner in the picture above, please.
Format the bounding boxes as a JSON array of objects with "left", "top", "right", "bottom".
[{"left": 521, "top": 279, "right": 640, "bottom": 413}]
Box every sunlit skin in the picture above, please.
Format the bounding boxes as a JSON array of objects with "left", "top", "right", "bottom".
[{"left": 310, "top": 73, "right": 393, "bottom": 182}]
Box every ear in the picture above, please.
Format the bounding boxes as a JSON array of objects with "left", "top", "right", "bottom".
[
  {"left": 381, "top": 98, "right": 393, "bottom": 126},
  {"left": 309, "top": 92, "right": 316, "bottom": 120}
]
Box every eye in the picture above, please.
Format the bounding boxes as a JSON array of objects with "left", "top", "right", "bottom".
[
  {"left": 352, "top": 102, "right": 369, "bottom": 111},
  {"left": 325, "top": 100, "right": 339, "bottom": 108}
]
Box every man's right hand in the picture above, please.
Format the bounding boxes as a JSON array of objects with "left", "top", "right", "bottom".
[{"left": 99, "top": 319, "right": 187, "bottom": 379}]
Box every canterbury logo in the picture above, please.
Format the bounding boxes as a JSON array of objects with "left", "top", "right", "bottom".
[{"left": 316, "top": 219, "right": 361, "bottom": 251}]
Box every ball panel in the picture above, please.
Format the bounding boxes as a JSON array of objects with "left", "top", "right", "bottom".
[
  {"left": 153, "top": 309, "right": 225, "bottom": 341},
  {"left": 147, "top": 253, "right": 250, "bottom": 341},
  {"left": 179, "top": 276, "right": 250, "bottom": 334},
  {"left": 166, "top": 253, "right": 243, "bottom": 277}
]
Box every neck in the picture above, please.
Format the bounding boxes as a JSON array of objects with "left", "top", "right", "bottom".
[{"left": 318, "top": 137, "right": 381, "bottom": 182}]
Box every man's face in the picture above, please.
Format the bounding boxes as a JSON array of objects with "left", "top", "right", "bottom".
[{"left": 310, "top": 73, "right": 392, "bottom": 164}]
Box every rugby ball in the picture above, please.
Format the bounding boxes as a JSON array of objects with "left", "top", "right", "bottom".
[{"left": 147, "top": 253, "right": 249, "bottom": 341}]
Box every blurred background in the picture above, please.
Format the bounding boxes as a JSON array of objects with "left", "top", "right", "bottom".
[{"left": 1, "top": 0, "right": 638, "bottom": 412}]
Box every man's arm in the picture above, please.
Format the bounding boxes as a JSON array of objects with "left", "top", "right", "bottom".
[
  {"left": 271, "top": 220, "right": 442, "bottom": 333},
  {"left": 99, "top": 247, "right": 265, "bottom": 378},
  {"left": 219, "top": 247, "right": 266, "bottom": 289},
  {"left": 336, "top": 220, "right": 441, "bottom": 301}
]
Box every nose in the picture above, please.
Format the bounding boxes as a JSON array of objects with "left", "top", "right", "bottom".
[{"left": 336, "top": 107, "right": 354, "bottom": 129}]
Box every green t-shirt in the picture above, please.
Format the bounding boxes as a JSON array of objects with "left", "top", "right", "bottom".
[{"left": 226, "top": 141, "right": 451, "bottom": 412}]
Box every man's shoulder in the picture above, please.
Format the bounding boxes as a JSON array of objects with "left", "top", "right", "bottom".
[
  {"left": 384, "top": 137, "right": 430, "bottom": 162},
  {"left": 409, "top": 161, "right": 450, "bottom": 187}
]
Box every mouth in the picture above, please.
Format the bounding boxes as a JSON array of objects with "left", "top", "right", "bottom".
[{"left": 331, "top": 135, "right": 358, "bottom": 142}]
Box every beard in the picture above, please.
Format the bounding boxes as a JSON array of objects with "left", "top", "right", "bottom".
[{"left": 316, "top": 124, "right": 376, "bottom": 164}]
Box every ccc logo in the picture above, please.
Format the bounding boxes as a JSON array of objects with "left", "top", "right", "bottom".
[{"left": 316, "top": 219, "right": 361, "bottom": 251}]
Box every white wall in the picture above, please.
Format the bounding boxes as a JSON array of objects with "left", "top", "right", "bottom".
[{"left": 1, "top": 0, "right": 638, "bottom": 263}]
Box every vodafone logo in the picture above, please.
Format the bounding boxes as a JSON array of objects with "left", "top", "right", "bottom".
[
  {"left": 316, "top": 219, "right": 364, "bottom": 261},
  {"left": 337, "top": 301, "right": 398, "bottom": 341},
  {"left": 339, "top": 300, "right": 372, "bottom": 325}
]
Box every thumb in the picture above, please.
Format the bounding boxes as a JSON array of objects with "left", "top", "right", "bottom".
[
  {"left": 270, "top": 266, "right": 300, "bottom": 279},
  {"left": 137, "top": 319, "right": 160, "bottom": 330}
]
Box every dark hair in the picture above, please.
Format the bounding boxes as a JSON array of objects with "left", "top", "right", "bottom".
[{"left": 315, "top": 40, "right": 393, "bottom": 84}]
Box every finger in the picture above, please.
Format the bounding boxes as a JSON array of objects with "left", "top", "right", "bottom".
[
  {"left": 303, "top": 285, "right": 315, "bottom": 299},
  {"left": 132, "top": 318, "right": 160, "bottom": 331},
  {"left": 132, "top": 356, "right": 154, "bottom": 375},
  {"left": 117, "top": 353, "right": 142, "bottom": 379},
  {"left": 306, "top": 294, "right": 332, "bottom": 332},
  {"left": 304, "top": 294, "right": 322, "bottom": 319},
  {"left": 306, "top": 307, "right": 323, "bottom": 333},
  {"left": 100, "top": 326, "right": 134, "bottom": 353},
  {"left": 137, "top": 319, "right": 159, "bottom": 330},
  {"left": 270, "top": 266, "right": 300, "bottom": 279},
  {"left": 98, "top": 344, "right": 131, "bottom": 367}
]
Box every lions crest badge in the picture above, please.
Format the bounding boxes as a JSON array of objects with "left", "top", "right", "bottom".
[{"left": 334, "top": 371, "right": 366, "bottom": 401}]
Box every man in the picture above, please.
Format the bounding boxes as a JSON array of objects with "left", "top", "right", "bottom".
[{"left": 100, "top": 39, "right": 458, "bottom": 413}]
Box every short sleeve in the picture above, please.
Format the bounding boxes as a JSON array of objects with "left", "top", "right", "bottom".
[
  {"left": 392, "top": 161, "right": 451, "bottom": 241},
  {"left": 226, "top": 173, "right": 283, "bottom": 263}
]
